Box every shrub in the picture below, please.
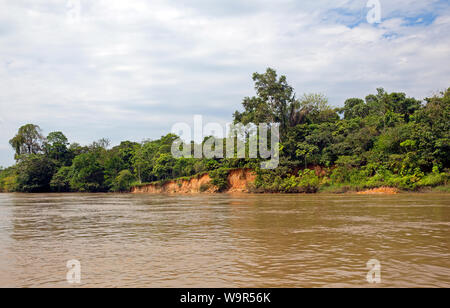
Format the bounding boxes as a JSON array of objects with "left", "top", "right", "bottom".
[
  {"left": 111, "top": 170, "right": 136, "bottom": 192},
  {"left": 0, "top": 175, "right": 18, "bottom": 192},
  {"left": 297, "top": 169, "right": 320, "bottom": 193},
  {"left": 281, "top": 176, "right": 299, "bottom": 193},
  {"left": 210, "top": 168, "right": 230, "bottom": 192},
  {"left": 0, "top": 167, "right": 18, "bottom": 192},
  {"left": 253, "top": 168, "right": 320, "bottom": 193},
  {"left": 417, "top": 171, "right": 448, "bottom": 188}
]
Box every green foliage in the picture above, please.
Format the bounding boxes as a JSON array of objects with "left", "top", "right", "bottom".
[
  {"left": 50, "top": 166, "right": 72, "bottom": 192},
  {"left": 417, "top": 170, "right": 448, "bottom": 188},
  {"left": 43, "top": 131, "right": 71, "bottom": 166},
  {"left": 279, "top": 169, "right": 320, "bottom": 193},
  {"left": 16, "top": 154, "right": 56, "bottom": 192},
  {"left": 296, "top": 143, "right": 319, "bottom": 168},
  {"left": 233, "top": 68, "right": 299, "bottom": 136},
  {"left": 2, "top": 71, "right": 449, "bottom": 194},
  {"left": 69, "top": 153, "right": 105, "bottom": 192},
  {"left": 0, "top": 167, "right": 18, "bottom": 192},
  {"left": 9, "top": 124, "right": 44, "bottom": 159},
  {"left": 341, "top": 98, "right": 368, "bottom": 120},
  {"left": 153, "top": 153, "right": 176, "bottom": 180},
  {"left": 253, "top": 168, "right": 320, "bottom": 193},
  {"left": 296, "top": 169, "right": 320, "bottom": 193},
  {"left": 111, "top": 170, "right": 136, "bottom": 192},
  {"left": 210, "top": 168, "right": 230, "bottom": 192}
]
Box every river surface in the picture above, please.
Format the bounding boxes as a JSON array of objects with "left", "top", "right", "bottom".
[{"left": 0, "top": 193, "right": 448, "bottom": 288}]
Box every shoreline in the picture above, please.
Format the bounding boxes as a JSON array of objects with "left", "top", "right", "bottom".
[
  {"left": 1, "top": 189, "right": 449, "bottom": 195},
  {"left": 2, "top": 169, "right": 449, "bottom": 195},
  {"left": 130, "top": 168, "right": 450, "bottom": 195}
]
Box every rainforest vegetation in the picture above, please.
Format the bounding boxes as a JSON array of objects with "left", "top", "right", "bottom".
[{"left": 0, "top": 68, "right": 449, "bottom": 193}]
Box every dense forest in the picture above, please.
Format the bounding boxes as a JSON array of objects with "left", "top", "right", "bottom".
[{"left": 0, "top": 68, "right": 449, "bottom": 193}]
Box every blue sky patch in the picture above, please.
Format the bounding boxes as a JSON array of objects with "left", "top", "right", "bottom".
[{"left": 402, "top": 12, "right": 437, "bottom": 27}]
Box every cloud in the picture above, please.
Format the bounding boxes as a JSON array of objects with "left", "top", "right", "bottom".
[{"left": 0, "top": 0, "right": 449, "bottom": 166}]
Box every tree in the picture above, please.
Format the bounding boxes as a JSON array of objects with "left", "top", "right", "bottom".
[
  {"left": 410, "top": 88, "right": 450, "bottom": 169},
  {"left": 115, "top": 141, "right": 138, "bottom": 170},
  {"left": 298, "top": 93, "right": 336, "bottom": 124},
  {"left": 3, "top": 75, "right": 449, "bottom": 194},
  {"left": 43, "top": 131, "right": 70, "bottom": 165},
  {"left": 68, "top": 142, "right": 89, "bottom": 157},
  {"left": 233, "top": 68, "right": 299, "bottom": 137},
  {"left": 103, "top": 144, "right": 133, "bottom": 188},
  {"left": 341, "top": 98, "right": 368, "bottom": 120},
  {"left": 385, "top": 92, "right": 422, "bottom": 122},
  {"left": 132, "top": 144, "right": 146, "bottom": 184},
  {"left": 111, "top": 170, "right": 136, "bottom": 192},
  {"left": 296, "top": 142, "right": 319, "bottom": 169},
  {"left": 50, "top": 166, "right": 72, "bottom": 192},
  {"left": 70, "top": 153, "right": 105, "bottom": 192},
  {"left": 9, "top": 124, "right": 44, "bottom": 159},
  {"left": 153, "top": 153, "right": 176, "bottom": 180},
  {"left": 91, "top": 138, "right": 111, "bottom": 150}
]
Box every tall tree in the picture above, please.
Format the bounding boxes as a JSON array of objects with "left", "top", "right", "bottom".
[
  {"left": 297, "top": 93, "right": 336, "bottom": 124},
  {"left": 43, "top": 131, "right": 70, "bottom": 165},
  {"left": 233, "top": 68, "right": 299, "bottom": 137}
]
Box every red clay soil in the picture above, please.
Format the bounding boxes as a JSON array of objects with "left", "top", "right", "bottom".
[
  {"left": 357, "top": 187, "right": 399, "bottom": 195},
  {"left": 131, "top": 169, "right": 256, "bottom": 194}
]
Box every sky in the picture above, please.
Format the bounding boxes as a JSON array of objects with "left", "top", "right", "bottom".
[{"left": 0, "top": 0, "right": 449, "bottom": 167}]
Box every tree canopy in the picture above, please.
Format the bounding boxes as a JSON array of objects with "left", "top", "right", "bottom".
[
  {"left": 9, "top": 124, "right": 44, "bottom": 159},
  {"left": 1, "top": 69, "right": 448, "bottom": 193}
]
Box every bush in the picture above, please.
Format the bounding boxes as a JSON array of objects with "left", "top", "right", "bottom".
[
  {"left": 417, "top": 170, "right": 448, "bottom": 188},
  {"left": 253, "top": 168, "right": 320, "bottom": 193},
  {"left": 296, "top": 169, "right": 320, "bottom": 193},
  {"left": 384, "top": 169, "right": 424, "bottom": 190},
  {"left": 111, "top": 170, "right": 136, "bottom": 192},
  {"left": 281, "top": 176, "right": 299, "bottom": 193},
  {"left": 0, "top": 175, "right": 18, "bottom": 192},
  {"left": 69, "top": 153, "right": 105, "bottom": 192},
  {"left": 0, "top": 167, "right": 18, "bottom": 192}
]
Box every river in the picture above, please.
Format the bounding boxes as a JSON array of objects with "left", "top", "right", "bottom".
[{"left": 0, "top": 193, "right": 448, "bottom": 287}]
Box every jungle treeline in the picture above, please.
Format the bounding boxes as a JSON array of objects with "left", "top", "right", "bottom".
[{"left": 0, "top": 68, "right": 449, "bottom": 193}]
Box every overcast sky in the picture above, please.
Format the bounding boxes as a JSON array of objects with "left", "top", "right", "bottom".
[{"left": 0, "top": 0, "right": 449, "bottom": 167}]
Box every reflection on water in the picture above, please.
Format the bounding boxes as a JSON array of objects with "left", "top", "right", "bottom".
[{"left": 0, "top": 193, "right": 449, "bottom": 287}]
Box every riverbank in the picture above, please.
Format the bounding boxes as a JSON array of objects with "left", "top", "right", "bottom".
[
  {"left": 131, "top": 168, "right": 450, "bottom": 195},
  {"left": 131, "top": 169, "right": 256, "bottom": 194},
  {"left": 1, "top": 185, "right": 449, "bottom": 195}
]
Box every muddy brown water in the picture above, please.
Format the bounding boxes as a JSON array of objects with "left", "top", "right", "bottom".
[{"left": 0, "top": 193, "right": 448, "bottom": 287}]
